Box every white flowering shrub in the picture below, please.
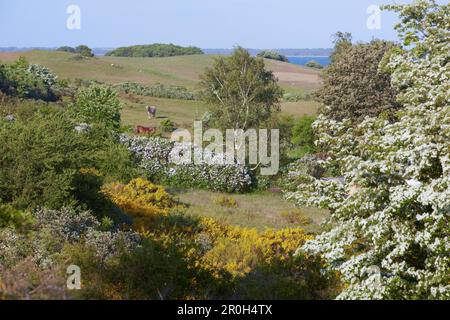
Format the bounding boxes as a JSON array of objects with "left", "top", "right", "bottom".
[
  {"left": 27, "top": 64, "right": 58, "bottom": 87},
  {"left": 285, "top": 1, "right": 449, "bottom": 299},
  {"left": 120, "top": 134, "right": 254, "bottom": 192}
]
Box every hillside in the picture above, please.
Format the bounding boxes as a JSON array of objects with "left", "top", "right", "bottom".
[{"left": 0, "top": 50, "right": 322, "bottom": 90}]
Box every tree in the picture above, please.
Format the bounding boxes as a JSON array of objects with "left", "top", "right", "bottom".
[
  {"left": 57, "top": 46, "right": 76, "bottom": 53},
  {"left": 314, "top": 36, "right": 401, "bottom": 123},
  {"left": 305, "top": 60, "right": 323, "bottom": 69},
  {"left": 257, "top": 50, "right": 289, "bottom": 62},
  {"left": 105, "top": 44, "right": 203, "bottom": 57},
  {"left": 200, "top": 47, "right": 283, "bottom": 131},
  {"left": 75, "top": 45, "right": 94, "bottom": 58},
  {"left": 286, "top": 0, "right": 449, "bottom": 299},
  {"left": 69, "top": 84, "right": 122, "bottom": 130},
  {"left": 0, "top": 57, "right": 59, "bottom": 101}
]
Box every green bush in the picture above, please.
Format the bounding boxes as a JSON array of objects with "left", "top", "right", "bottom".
[
  {"left": 0, "top": 203, "right": 34, "bottom": 230},
  {"left": 56, "top": 46, "right": 76, "bottom": 53},
  {"left": 315, "top": 37, "right": 401, "bottom": 122},
  {"left": 0, "top": 107, "right": 138, "bottom": 210},
  {"left": 305, "top": 60, "right": 323, "bottom": 69},
  {"left": 291, "top": 115, "right": 317, "bottom": 155},
  {"left": 74, "top": 45, "right": 94, "bottom": 57},
  {"left": 69, "top": 84, "right": 122, "bottom": 130},
  {"left": 160, "top": 119, "right": 176, "bottom": 132},
  {"left": 0, "top": 57, "right": 59, "bottom": 101},
  {"left": 257, "top": 50, "right": 289, "bottom": 62}
]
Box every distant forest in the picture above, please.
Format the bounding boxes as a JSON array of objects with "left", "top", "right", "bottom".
[{"left": 105, "top": 44, "right": 204, "bottom": 57}]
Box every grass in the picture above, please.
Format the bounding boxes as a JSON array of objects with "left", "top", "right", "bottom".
[
  {"left": 281, "top": 100, "right": 320, "bottom": 117},
  {"left": 0, "top": 50, "right": 322, "bottom": 125},
  {"left": 170, "top": 189, "right": 329, "bottom": 233},
  {"left": 119, "top": 93, "right": 209, "bottom": 130},
  {"left": 0, "top": 50, "right": 322, "bottom": 90}
]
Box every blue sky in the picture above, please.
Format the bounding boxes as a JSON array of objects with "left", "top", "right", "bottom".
[{"left": 0, "top": 0, "right": 443, "bottom": 48}]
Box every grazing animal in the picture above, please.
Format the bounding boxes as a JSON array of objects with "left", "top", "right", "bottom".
[
  {"left": 134, "top": 125, "right": 156, "bottom": 135},
  {"left": 146, "top": 106, "right": 157, "bottom": 119}
]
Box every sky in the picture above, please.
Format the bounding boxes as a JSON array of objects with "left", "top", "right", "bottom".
[{"left": 0, "top": 0, "right": 444, "bottom": 48}]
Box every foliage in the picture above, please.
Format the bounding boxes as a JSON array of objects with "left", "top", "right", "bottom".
[
  {"left": 102, "top": 178, "right": 179, "bottom": 231},
  {"left": 200, "top": 47, "right": 283, "bottom": 131},
  {"left": 116, "top": 81, "right": 198, "bottom": 100},
  {"left": 120, "top": 134, "right": 255, "bottom": 193},
  {"left": 213, "top": 196, "right": 238, "bottom": 208},
  {"left": 105, "top": 43, "right": 204, "bottom": 57},
  {"left": 291, "top": 115, "right": 317, "bottom": 155},
  {"left": 74, "top": 45, "right": 94, "bottom": 58},
  {"left": 160, "top": 119, "right": 176, "bottom": 132},
  {"left": 314, "top": 38, "right": 401, "bottom": 122},
  {"left": 0, "top": 57, "right": 59, "bottom": 101},
  {"left": 56, "top": 46, "right": 76, "bottom": 53},
  {"left": 257, "top": 50, "right": 289, "bottom": 62},
  {"left": 0, "top": 204, "right": 34, "bottom": 231},
  {"left": 0, "top": 107, "right": 138, "bottom": 210},
  {"left": 69, "top": 84, "right": 122, "bottom": 130},
  {"left": 305, "top": 60, "right": 323, "bottom": 69},
  {"left": 285, "top": 0, "right": 450, "bottom": 299}
]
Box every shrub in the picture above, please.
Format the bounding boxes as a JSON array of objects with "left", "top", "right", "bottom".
[
  {"left": 0, "top": 204, "right": 34, "bottom": 230},
  {"left": 74, "top": 45, "right": 94, "bottom": 57},
  {"left": 69, "top": 84, "right": 122, "bottom": 130},
  {"left": 257, "top": 50, "right": 289, "bottom": 62},
  {"left": 314, "top": 38, "right": 401, "bottom": 123},
  {"left": 102, "top": 178, "right": 178, "bottom": 231},
  {"left": 0, "top": 107, "right": 138, "bottom": 210},
  {"left": 0, "top": 57, "right": 59, "bottom": 101},
  {"left": 0, "top": 207, "right": 141, "bottom": 270},
  {"left": 305, "top": 60, "right": 323, "bottom": 69},
  {"left": 213, "top": 196, "right": 238, "bottom": 208},
  {"left": 291, "top": 115, "right": 317, "bottom": 156},
  {"left": 120, "top": 135, "right": 255, "bottom": 193},
  {"left": 160, "top": 119, "right": 176, "bottom": 132}
]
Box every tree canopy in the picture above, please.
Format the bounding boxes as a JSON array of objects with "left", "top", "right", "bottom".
[
  {"left": 105, "top": 43, "right": 204, "bottom": 57},
  {"left": 314, "top": 37, "right": 401, "bottom": 123},
  {"left": 200, "top": 47, "right": 283, "bottom": 131}
]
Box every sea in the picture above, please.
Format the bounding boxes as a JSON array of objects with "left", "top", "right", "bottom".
[{"left": 287, "top": 56, "right": 330, "bottom": 67}]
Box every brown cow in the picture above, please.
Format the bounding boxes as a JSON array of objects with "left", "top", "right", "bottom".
[{"left": 134, "top": 125, "right": 156, "bottom": 135}]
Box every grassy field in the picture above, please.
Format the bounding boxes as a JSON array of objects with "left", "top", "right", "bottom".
[
  {"left": 0, "top": 50, "right": 322, "bottom": 90},
  {"left": 170, "top": 189, "right": 328, "bottom": 233},
  {"left": 0, "top": 50, "right": 322, "bottom": 127},
  {"left": 120, "top": 93, "right": 320, "bottom": 130},
  {"left": 119, "top": 93, "right": 209, "bottom": 130}
]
